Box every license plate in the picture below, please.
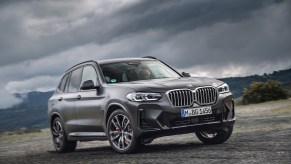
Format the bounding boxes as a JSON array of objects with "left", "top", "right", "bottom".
[{"left": 181, "top": 106, "right": 212, "bottom": 118}]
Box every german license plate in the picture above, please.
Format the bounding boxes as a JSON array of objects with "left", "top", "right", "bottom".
[{"left": 181, "top": 106, "right": 212, "bottom": 118}]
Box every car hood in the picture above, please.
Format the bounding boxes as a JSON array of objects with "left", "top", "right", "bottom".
[{"left": 109, "top": 77, "right": 224, "bottom": 92}]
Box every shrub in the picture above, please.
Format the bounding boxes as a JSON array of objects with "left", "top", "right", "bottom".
[{"left": 242, "top": 80, "right": 288, "bottom": 104}]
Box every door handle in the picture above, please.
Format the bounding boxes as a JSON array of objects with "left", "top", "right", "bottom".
[
  {"left": 76, "top": 95, "right": 81, "bottom": 100},
  {"left": 58, "top": 97, "right": 63, "bottom": 101}
]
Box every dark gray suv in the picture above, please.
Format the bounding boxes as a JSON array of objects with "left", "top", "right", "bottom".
[{"left": 48, "top": 56, "right": 235, "bottom": 154}]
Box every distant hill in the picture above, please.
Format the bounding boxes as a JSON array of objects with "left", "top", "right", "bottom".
[
  {"left": 0, "top": 91, "right": 54, "bottom": 132},
  {"left": 0, "top": 68, "right": 290, "bottom": 132},
  {"left": 220, "top": 68, "right": 291, "bottom": 98}
]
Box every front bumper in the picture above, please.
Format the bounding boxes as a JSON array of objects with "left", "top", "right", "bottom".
[
  {"left": 125, "top": 92, "right": 235, "bottom": 138},
  {"left": 138, "top": 120, "right": 235, "bottom": 140}
]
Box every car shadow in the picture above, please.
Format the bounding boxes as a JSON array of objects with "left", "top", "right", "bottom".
[
  {"left": 140, "top": 142, "right": 207, "bottom": 153},
  {"left": 47, "top": 141, "right": 210, "bottom": 155}
]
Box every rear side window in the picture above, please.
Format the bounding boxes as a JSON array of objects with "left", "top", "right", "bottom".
[
  {"left": 58, "top": 73, "right": 69, "bottom": 92},
  {"left": 68, "top": 67, "right": 83, "bottom": 93}
]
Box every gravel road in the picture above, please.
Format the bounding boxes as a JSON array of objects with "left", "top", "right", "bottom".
[{"left": 1, "top": 100, "right": 291, "bottom": 164}]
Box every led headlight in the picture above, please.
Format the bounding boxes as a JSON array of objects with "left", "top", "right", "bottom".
[
  {"left": 217, "top": 83, "right": 230, "bottom": 94},
  {"left": 126, "top": 92, "right": 162, "bottom": 102}
]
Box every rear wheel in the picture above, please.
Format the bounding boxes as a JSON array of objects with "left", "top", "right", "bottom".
[
  {"left": 195, "top": 126, "right": 233, "bottom": 144},
  {"left": 51, "top": 117, "right": 77, "bottom": 153},
  {"left": 107, "top": 109, "right": 141, "bottom": 154}
]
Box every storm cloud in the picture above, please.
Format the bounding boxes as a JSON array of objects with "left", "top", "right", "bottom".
[{"left": 0, "top": 0, "right": 290, "bottom": 108}]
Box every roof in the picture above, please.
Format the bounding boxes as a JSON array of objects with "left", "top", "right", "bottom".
[{"left": 98, "top": 57, "right": 156, "bottom": 65}]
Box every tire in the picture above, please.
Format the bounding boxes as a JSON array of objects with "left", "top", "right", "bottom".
[
  {"left": 107, "top": 109, "right": 142, "bottom": 154},
  {"left": 51, "top": 117, "right": 77, "bottom": 153},
  {"left": 195, "top": 126, "right": 233, "bottom": 144}
]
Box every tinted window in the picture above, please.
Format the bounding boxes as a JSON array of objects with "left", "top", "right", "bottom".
[
  {"left": 68, "top": 67, "right": 83, "bottom": 92},
  {"left": 81, "top": 65, "right": 98, "bottom": 86},
  {"left": 58, "top": 73, "right": 69, "bottom": 92}
]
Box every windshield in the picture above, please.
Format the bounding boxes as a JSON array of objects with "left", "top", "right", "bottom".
[{"left": 100, "top": 60, "right": 181, "bottom": 83}]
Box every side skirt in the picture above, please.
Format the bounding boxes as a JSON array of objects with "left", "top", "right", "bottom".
[{"left": 67, "top": 132, "right": 108, "bottom": 141}]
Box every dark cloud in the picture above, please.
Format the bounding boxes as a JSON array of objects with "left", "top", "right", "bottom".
[
  {"left": 130, "top": 0, "right": 291, "bottom": 68},
  {"left": 0, "top": 0, "right": 284, "bottom": 66},
  {"left": 116, "top": 0, "right": 271, "bottom": 32}
]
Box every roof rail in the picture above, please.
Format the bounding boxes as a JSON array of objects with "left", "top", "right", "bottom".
[
  {"left": 142, "top": 56, "right": 157, "bottom": 59},
  {"left": 65, "top": 60, "right": 96, "bottom": 72}
]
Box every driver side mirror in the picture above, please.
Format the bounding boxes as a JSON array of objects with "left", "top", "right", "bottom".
[
  {"left": 182, "top": 72, "right": 191, "bottom": 77},
  {"left": 80, "top": 80, "right": 99, "bottom": 90}
]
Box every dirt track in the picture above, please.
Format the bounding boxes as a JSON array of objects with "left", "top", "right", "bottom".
[{"left": 1, "top": 100, "right": 291, "bottom": 164}]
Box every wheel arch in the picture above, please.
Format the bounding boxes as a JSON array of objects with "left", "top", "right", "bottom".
[
  {"left": 105, "top": 103, "right": 129, "bottom": 126},
  {"left": 50, "top": 112, "right": 63, "bottom": 128}
]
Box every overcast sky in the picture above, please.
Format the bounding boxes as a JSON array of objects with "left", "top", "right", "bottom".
[{"left": 0, "top": 0, "right": 290, "bottom": 109}]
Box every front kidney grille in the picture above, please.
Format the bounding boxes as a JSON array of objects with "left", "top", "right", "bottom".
[
  {"left": 167, "top": 87, "right": 218, "bottom": 107},
  {"left": 167, "top": 89, "right": 193, "bottom": 107},
  {"left": 194, "top": 87, "right": 218, "bottom": 105}
]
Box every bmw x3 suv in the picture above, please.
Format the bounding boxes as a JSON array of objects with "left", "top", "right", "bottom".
[{"left": 48, "top": 56, "right": 235, "bottom": 154}]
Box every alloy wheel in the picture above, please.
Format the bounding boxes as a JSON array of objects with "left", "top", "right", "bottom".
[
  {"left": 109, "top": 114, "right": 133, "bottom": 151},
  {"left": 52, "top": 120, "right": 64, "bottom": 150},
  {"left": 200, "top": 131, "right": 218, "bottom": 138}
]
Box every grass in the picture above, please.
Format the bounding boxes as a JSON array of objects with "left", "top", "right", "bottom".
[
  {"left": 0, "top": 128, "right": 51, "bottom": 144},
  {"left": 236, "top": 98, "right": 291, "bottom": 115}
]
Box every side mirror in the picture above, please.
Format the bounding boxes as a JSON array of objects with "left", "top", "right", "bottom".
[
  {"left": 80, "top": 80, "right": 99, "bottom": 90},
  {"left": 182, "top": 72, "right": 191, "bottom": 77}
]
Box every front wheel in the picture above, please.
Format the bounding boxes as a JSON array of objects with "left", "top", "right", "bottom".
[
  {"left": 107, "top": 109, "right": 141, "bottom": 154},
  {"left": 195, "top": 126, "right": 233, "bottom": 144}
]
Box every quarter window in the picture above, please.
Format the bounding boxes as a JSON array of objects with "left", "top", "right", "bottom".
[{"left": 58, "top": 73, "right": 69, "bottom": 92}]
